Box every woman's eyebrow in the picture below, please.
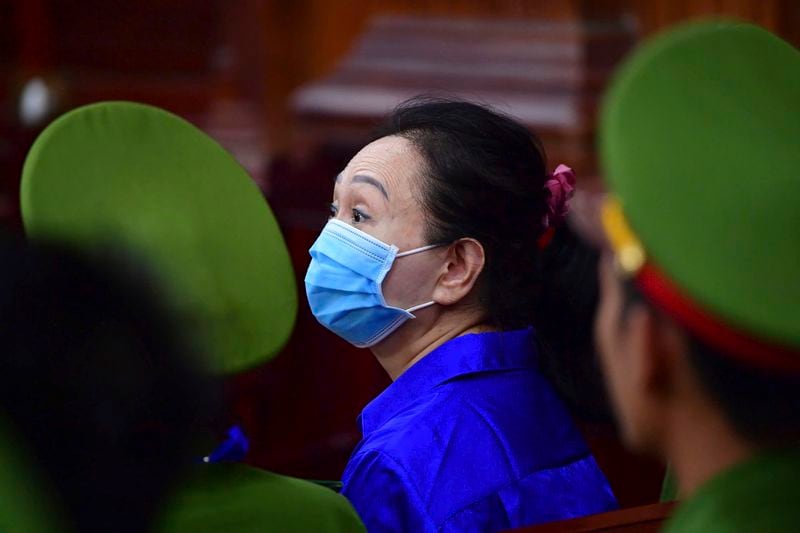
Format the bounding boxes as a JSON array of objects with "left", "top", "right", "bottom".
[{"left": 352, "top": 174, "right": 389, "bottom": 200}]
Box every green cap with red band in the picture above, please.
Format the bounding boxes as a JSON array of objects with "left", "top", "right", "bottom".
[{"left": 600, "top": 21, "right": 800, "bottom": 365}]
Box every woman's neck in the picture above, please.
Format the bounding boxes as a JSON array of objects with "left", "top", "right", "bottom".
[{"left": 371, "top": 309, "right": 490, "bottom": 380}]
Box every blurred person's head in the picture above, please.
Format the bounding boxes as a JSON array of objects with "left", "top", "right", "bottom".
[
  {"left": 306, "top": 97, "right": 576, "bottom": 377},
  {"left": 0, "top": 237, "right": 217, "bottom": 532},
  {"left": 596, "top": 267, "right": 800, "bottom": 452},
  {"left": 593, "top": 21, "right": 800, "bottom": 495}
]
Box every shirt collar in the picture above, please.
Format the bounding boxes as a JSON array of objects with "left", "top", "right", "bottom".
[{"left": 359, "top": 328, "right": 538, "bottom": 436}]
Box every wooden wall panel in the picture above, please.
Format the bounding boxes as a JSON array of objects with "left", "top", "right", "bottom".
[
  {"left": 259, "top": 0, "right": 630, "bottom": 152},
  {"left": 631, "top": 0, "right": 793, "bottom": 39},
  {"left": 260, "top": 0, "right": 797, "bottom": 152}
]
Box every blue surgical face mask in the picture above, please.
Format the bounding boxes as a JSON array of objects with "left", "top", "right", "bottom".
[{"left": 304, "top": 219, "right": 441, "bottom": 348}]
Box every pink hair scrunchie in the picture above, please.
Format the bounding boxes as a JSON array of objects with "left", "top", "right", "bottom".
[{"left": 543, "top": 164, "right": 576, "bottom": 229}]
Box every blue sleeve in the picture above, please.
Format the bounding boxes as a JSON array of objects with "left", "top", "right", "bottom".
[{"left": 342, "top": 450, "right": 436, "bottom": 533}]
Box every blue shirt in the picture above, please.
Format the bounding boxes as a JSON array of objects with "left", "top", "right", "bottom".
[{"left": 342, "top": 329, "right": 617, "bottom": 532}]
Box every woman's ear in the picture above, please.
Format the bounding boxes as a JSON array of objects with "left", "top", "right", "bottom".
[{"left": 432, "top": 238, "right": 485, "bottom": 306}]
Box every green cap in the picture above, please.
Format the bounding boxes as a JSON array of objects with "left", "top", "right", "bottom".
[
  {"left": 601, "top": 21, "right": 800, "bottom": 350},
  {"left": 21, "top": 102, "right": 297, "bottom": 374},
  {"left": 157, "top": 463, "right": 365, "bottom": 532}
]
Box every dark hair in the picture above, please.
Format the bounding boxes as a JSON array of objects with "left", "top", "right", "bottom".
[
  {"left": 0, "top": 238, "right": 219, "bottom": 532},
  {"left": 622, "top": 280, "right": 800, "bottom": 446},
  {"left": 374, "top": 97, "right": 550, "bottom": 329},
  {"left": 534, "top": 225, "right": 613, "bottom": 422}
]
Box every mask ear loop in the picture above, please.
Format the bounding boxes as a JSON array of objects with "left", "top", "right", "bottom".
[
  {"left": 406, "top": 301, "right": 436, "bottom": 314},
  {"left": 396, "top": 242, "right": 443, "bottom": 258},
  {"left": 394, "top": 243, "right": 447, "bottom": 314}
]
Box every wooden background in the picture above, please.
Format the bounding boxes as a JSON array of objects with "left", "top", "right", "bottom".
[{"left": 4, "top": 1, "right": 796, "bottom": 153}]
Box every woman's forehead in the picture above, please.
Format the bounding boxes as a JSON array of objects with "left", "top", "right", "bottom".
[{"left": 342, "top": 136, "right": 422, "bottom": 189}]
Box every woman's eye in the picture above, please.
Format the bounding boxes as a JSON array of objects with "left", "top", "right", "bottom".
[
  {"left": 328, "top": 203, "right": 338, "bottom": 218},
  {"left": 352, "top": 208, "right": 369, "bottom": 223}
]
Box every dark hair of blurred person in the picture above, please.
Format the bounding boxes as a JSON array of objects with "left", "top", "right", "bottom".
[
  {"left": 0, "top": 237, "right": 218, "bottom": 532},
  {"left": 535, "top": 222, "right": 613, "bottom": 423}
]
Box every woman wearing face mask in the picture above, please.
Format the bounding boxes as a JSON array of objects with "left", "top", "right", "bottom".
[{"left": 305, "top": 98, "right": 617, "bottom": 532}]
